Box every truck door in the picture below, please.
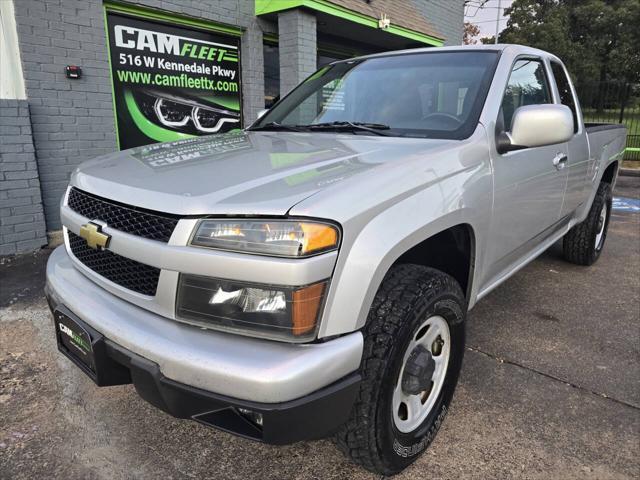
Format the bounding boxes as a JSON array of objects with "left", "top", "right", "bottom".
[
  {"left": 549, "top": 60, "right": 590, "bottom": 216},
  {"left": 484, "top": 57, "right": 569, "bottom": 282}
]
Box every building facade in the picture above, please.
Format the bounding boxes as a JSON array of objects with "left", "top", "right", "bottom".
[{"left": 0, "top": 0, "right": 464, "bottom": 255}]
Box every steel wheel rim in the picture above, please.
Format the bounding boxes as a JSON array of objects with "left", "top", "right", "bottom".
[
  {"left": 595, "top": 203, "right": 607, "bottom": 251},
  {"left": 392, "top": 315, "right": 451, "bottom": 433}
]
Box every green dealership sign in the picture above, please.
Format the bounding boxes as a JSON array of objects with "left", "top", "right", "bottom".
[{"left": 105, "top": 11, "right": 242, "bottom": 150}]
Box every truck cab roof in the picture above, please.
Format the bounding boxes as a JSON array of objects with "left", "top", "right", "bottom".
[{"left": 344, "top": 43, "right": 563, "bottom": 65}]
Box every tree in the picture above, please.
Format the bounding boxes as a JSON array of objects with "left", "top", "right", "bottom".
[
  {"left": 463, "top": 21, "right": 481, "bottom": 45},
  {"left": 569, "top": 0, "right": 640, "bottom": 88},
  {"left": 499, "top": 1, "right": 579, "bottom": 76},
  {"left": 498, "top": 0, "right": 639, "bottom": 91}
]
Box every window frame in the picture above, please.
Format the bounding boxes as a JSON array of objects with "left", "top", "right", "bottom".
[
  {"left": 498, "top": 55, "right": 554, "bottom": 133},
  {"left": 549, "top": 60, "right": 580, "bottom": 134}
]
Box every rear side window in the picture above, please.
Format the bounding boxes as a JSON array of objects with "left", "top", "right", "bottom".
[
  {"left": 550, "top": 62, "right": 578, "bottom": 132},
  {"left": 501, "top": 58, "right": 551, "bottom": 130}
]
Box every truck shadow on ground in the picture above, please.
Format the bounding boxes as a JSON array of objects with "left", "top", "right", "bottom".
[{"left": 1, "top": 184, "right": 638, "bottom": 480}]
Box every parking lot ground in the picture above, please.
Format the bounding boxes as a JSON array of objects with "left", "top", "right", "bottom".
[{"left": 1, "top": 176, "right": 638, "bottom": 480}]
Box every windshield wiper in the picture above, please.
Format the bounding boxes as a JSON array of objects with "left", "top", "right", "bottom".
[
  {"left": 250, "top": 122, "right": 307, "bottom": 132},
  {"left": 305, "top": 121, "right": 394, "bottom": 136}
]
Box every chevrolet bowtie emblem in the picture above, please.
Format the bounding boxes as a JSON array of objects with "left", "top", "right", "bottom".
[{"left": 79, "top": 222, "right": 110, "bottom": 250}]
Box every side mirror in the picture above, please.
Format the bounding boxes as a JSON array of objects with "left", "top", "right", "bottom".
[
  {"left": 498, "top": 104, "right": 573, "bottom": 153},
  {"left": 257, "top": 109, "right": 268, "bottom": 120}
]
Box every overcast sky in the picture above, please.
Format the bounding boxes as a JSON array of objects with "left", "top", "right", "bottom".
[{"left": 464, "top": 0, "right": 514, "bottom": 39}]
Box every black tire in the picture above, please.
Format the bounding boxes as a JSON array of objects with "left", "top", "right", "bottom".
[
  {"left": 563, "top": 182, "right": 612, "bottom": 266},
  {"left": 334, "top": 264, "right": 466, "bottom": 476}
]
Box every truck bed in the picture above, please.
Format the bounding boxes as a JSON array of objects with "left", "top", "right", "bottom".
[
  {"left": 585, "top": 123, "right": 627, "bottom": 170},
  {"left": 584, "top": 122, "right": 627, "bottom": 133}
]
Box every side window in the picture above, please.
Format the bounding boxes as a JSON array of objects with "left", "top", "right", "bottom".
[
  {"left": 501, "top": 59, "right": 551, "bottom": 130},
  {"left": 550, "top": 62, "right": 578, "bottom": 133}
]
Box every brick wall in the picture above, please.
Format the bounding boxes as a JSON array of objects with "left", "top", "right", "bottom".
[
  {"left": 278, "top": 9, "right": 317, "bottom": 97},
  {"left": 0, "top": 100, "right": 47, "bottom": 255},
  {"left": 414, "top": 0, "right": 465, "bottom": 46},
  {"left": 241, "top": 17, "right": 267, "bottom": 124},
  {"left": 13, "top": 0, "right": 116, "bottom": 232},
  {"left": 12, "top": 0, "right": 264, "bottom": 231}
]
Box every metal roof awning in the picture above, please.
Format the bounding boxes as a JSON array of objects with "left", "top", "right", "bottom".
[{"left": 255, "top": 0, "right": 445, "bottom": 47}]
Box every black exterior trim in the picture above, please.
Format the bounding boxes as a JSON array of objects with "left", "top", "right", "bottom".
[
  {"left": 584, "top": 123, "right": 627, "bottom": 133},
  {"left": 68, "top": 187, "right": 179, "bottom": 242},
  {"left": 68, "top": 231, "right": 160, "bottom": 296},
  {"left": 49, "top": 303, "right": 360, "bottom": 445}
]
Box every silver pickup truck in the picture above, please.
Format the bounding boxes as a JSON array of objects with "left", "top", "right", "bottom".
[{"left": 45, "top": 44, "right": 626, "bottom": 475}]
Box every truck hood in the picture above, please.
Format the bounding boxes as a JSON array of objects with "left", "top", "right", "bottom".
[{"left": 71, "top": 130, "right": 453, "bottom": 216}]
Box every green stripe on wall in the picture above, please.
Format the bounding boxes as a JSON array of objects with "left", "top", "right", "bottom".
[
  {"left": 255, "top": 0, "right": 444, "bottom": 47},
  {"left": 104, "top": 1, "right": 243, "bottom": 36}
]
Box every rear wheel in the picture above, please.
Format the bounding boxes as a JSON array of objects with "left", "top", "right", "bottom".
[
  {"left": 334, "top": 264, "right": 466, "bottom": 475},
  {"left": 563, "top": 182, "right": 612, "bottom": 266}
]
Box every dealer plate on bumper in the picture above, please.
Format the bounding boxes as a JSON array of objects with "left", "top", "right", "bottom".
[{"left": 54, "top": 308, "right": 96, "bottom": 375}]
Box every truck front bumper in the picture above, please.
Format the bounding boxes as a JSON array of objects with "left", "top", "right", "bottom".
[{"left": 45, "top": 246, "right": 363, "bottom": 443}]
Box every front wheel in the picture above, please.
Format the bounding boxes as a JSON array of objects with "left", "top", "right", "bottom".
[
  {"left": 563, "top": 181, "right": 612, "bottom": 266},
  {"left": 334, "top": 264, "right": 466, "bottom": 475}
]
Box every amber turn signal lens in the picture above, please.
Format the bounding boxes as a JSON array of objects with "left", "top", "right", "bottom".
[
  {"left": 300, "top": 223, "right": 339, "bottom": 256},
  {"left": 292, "top": 282, "right": 327, "bottom": 336},
  {"left": 191, "top": 220, "right": 339, "bottom": 257},
  {"left": 177, "top": 275, "right": 329, "bottom": 342}
]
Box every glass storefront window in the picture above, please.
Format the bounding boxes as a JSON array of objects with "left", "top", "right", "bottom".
[
  {"left": 317, "top": 52, "right": 344, "bottom": 67},
  {"left": 263, "top": 42, "right": 280, "bottom": 108},
  {"left": 263, "top": 42, "right": 354, "bottom": 108}
]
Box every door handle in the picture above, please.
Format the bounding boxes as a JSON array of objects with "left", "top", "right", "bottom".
[{"left": 553, "top": 153, "right": 568, "bottom": 170}]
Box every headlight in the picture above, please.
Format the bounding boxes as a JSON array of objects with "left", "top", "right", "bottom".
[
  {"left": 135, "top": 90, "right": 240, "bottom": 134},
  {"left": 176, "top": 275, "right": 327, "bottom": 341},
  {"left": 191, "top": 219, "right": 340, "bottom": 257}
]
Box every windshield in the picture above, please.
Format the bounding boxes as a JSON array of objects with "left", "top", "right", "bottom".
[{"left": 253, "top": 51, "right": 499, "bottom": 139}]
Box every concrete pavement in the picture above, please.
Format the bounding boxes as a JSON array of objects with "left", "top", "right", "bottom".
[{"left": 1, "top": 177, "right": 638, "bottom": 479}]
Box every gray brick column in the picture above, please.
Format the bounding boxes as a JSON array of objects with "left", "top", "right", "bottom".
[
  {"left": 0, "top": 100, "right": 47, "bottom": 255},
  {"left": 241, "top": 21, "right": 265, "bottom": 125},
  {"left": 278, "top": 9, "right": 317, "bottom": 97},
  {"left": 12, "top": 0, "right": 117, "bottom": 232}
]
